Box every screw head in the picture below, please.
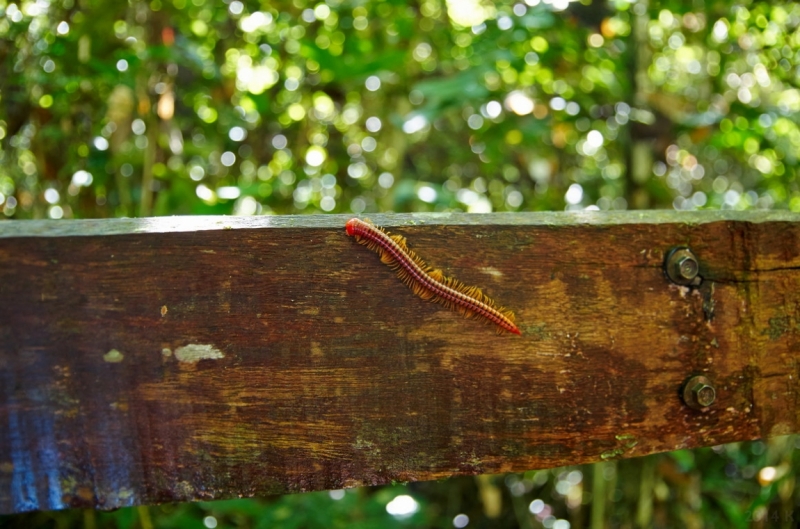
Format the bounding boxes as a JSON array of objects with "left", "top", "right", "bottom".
[
  {"left": 665, "top": 247, "right": 701, "bottom": 286},
  {"left": 682, "top": 375, "right": 716, "bottom": 410}
]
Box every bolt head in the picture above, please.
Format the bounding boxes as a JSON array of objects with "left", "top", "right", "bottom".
[
  {"left": 665, "top": 247, "right": 701, "bottom": 286},
  {"left": 677, "top": 256, "right": 699, "bottom": 280},
  {"left": 682, "top": 375, "right": 716, "bottom": 410},
  {"left": 693, "top": 383, "right": 716, "bottom": 407}
]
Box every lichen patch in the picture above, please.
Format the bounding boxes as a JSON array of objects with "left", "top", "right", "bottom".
[
  {"left": 103, "top": 349, "right": 124, "bottom": 363},
  {"left": 174, "top": 343, "right": 225, "bottom": 363}
]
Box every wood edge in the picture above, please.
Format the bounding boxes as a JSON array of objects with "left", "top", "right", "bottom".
[{"left": 2, "top": 210, "right": 800, "bottom": 238}]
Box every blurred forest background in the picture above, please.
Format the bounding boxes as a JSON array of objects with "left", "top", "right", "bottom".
[{"left": 1, "top": 0, "right": 800, "bottom": 527}]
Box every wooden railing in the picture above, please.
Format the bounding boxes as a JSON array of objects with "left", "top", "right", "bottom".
[{"left": 1, "top": 211, "right": 798, "bottom": 513}]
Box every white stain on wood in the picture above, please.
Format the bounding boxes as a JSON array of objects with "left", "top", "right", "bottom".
[
  {"left": 174, "top": 344, "right": 225, "bottom": 363},
  {"left": 478, "top": 266, "right": 504, "bottom": 278}
]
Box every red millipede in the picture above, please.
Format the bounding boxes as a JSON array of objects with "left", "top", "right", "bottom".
[{"left": 345, "top": 218, "right": 520, "bottom": 335}]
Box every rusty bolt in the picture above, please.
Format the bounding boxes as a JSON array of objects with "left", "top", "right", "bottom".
[
  {"left": 665, "top": 247, "right": 701, "bottom": 286},
  {"left": 682, "top": 375, "right": 716, "bottom": 410}
]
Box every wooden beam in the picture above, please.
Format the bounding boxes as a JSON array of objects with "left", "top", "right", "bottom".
[{"left": 1, "top": 211, "right": 798, "bottom": 514}]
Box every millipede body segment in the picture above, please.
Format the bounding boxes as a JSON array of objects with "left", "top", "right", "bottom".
[{"left": 345, "top": 218, "right": 521, "bottom": 335}]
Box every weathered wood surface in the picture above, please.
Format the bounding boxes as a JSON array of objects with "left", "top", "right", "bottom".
[{"left": 1, "top": 211, "right": 799, "bottom": 514}]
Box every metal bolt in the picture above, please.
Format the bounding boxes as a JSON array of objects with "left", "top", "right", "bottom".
[
  {"left": 682, "top": 375, "right": 716, "bottom": 410},
  {"left": 665, "top": 247, "right": 701, "bottom": 286},
  {"left": 677, "top": 256, "right": 699, "bottom": 280}
]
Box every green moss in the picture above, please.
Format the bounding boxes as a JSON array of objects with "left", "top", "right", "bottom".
[
  {"left": 601, "top": 434, "right": 638, "bottom": 460},
  {"left": 763, "top": 316, "right": 790, "bottom": 341},
  {"left": 600, "top": 448, "right": 624, "bottom": 460},
  {"left": 527, "top": 323, "right": 550, "bottom": 341},
  {"left": 616, "top": 433, "right": 638, "bottom": 448}
]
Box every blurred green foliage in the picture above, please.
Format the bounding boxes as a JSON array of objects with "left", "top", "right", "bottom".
[
  {"left": 1, "top": 0, "right": 799, "bottom": 219},
  {"left": 2, "top": 439, "right": 800, "bottom": 527},
  {"left": 2, "top": 0, "right": 800, "bottom": 526}
]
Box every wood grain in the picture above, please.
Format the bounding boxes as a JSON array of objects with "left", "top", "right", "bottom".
[{"left": 0, "top": 211, "right": 798, "bottom": 513}]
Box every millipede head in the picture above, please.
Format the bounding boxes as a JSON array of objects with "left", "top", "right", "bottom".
[{"left": 345, "top": 218, "right": 360, "bottom": 236}]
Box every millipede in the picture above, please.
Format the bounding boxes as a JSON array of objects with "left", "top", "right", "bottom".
[{"left": 345, "top": 218, "right": 520, "bottom": 335}]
